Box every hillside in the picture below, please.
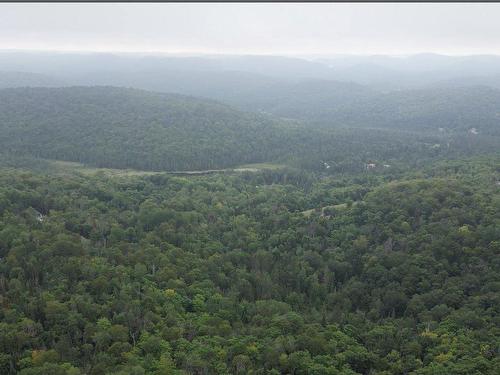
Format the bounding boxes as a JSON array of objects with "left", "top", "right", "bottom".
[
  {"left": 351, "top": 86, "right": 500, "bottom": 135},
  {"left": 29, "top": 74, "right": 500, "bottom": 137},
  {"left": 2, "top": 52, "right": 500, "bottom": 138},
  {"left": 0, "top": 86, "right": 293, "bottom": 171},
  {"left": 0, "top": 156, "right": 498, "bottom": 374},
  {"left": 1, "top": 86, "right": 498, "bottom": 175},
  {"left": 240, "top": 84, "right": 500, "bottom": 135}
]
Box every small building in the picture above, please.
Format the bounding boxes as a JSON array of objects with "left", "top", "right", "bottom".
[{"left": 26, "top": 207, "right": 45, "bottom": 223}]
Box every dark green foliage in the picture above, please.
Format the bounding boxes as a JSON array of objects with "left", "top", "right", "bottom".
[
  {"left": 0, "top": 77, "right": 498, "bottom": 375},
  {"left": 0, "top": 86, "right": 296, "bottom": 171},
  {"left": 0, "top": 86, "right": 497, "bottom": 175},
  {"left": 0, "top": 156, "right": 498, "bottom": 374}
]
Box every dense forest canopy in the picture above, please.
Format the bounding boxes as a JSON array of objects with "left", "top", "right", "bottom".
[
  {"left": 0, "top": 86, "right": 293, "bottom": 171},
  {"left": 245, "top": 85, "right": 500, "bottom": 135},
  {"left": 0, "top": 86, "right": 498, "bottom": 173},
  {"left": 0, "top": 51, "right": 499, "bottom": 375},
  {"left": 0, "top": 156, "right": 499, "bottom": 374}
]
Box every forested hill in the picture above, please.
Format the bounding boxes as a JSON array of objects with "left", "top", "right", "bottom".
[
  {"left": 0, "top": 86, "right": 294, "bottom": 171},
  {"left": 16, "top": 69, "right": 500, "bottom": 137},
  {"left": 242, "top": 84, "right": 500, "bottom": 135},
  {"left": 1, "top": 86, "right": 498, "bottom": 174},
  {"left": 333, "top": 85, "right": 500, "bottom": 135}
]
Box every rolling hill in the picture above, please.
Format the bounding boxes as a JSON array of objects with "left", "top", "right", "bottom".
[
  {"left": 0, "top": 86, "right": 294, "bottom": 171},
  {"left": 242, "top": 83, "right": 500, "bottom": 135},
  {"left": 58, "top": 74, "right": 500, "bottom": 137},
  {"left": 0, "top": 86, "right": 497, "bottom": 174}
]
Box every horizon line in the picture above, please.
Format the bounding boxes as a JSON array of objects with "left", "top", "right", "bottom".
[{"left": 1, "top": 47, "right": 500, "bottom": 59}]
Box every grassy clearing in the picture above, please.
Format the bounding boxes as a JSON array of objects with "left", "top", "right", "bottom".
[
  {"left": 48, "top": 160, "right": 160, "bottom": 177},
  {"left": 234, "top": 162, "right": 286, "bottom": 171},
  {"left": 43, "top": 160, "right": 287, "bottom": 177}
]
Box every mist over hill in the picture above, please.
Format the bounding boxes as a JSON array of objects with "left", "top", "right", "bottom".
[
  {"left": 2, "top": 51, "right": 500, "bottom": 137},
  {"left": 0, "top": 70, "right": 66, "bottom": 89},
  {"left": 3, "top": 51, "right": 500, "bottom": 90}
]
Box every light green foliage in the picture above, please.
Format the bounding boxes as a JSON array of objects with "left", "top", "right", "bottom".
[{"left": 0, "top": 156, "right": 498, "bottom": 374}]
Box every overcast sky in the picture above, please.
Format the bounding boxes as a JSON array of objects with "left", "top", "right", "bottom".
[{"left": 1, "top": 3, "right": 500, "bottom": 56}]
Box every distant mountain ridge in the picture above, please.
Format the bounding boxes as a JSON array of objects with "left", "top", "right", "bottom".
[
  {"left": 0, "top": 70, "right": 66, "bottom": 89},
  {"left": 4, "top": 51, "right": 500, "bottom": 89}
]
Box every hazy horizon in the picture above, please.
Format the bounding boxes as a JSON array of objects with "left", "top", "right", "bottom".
[
  {"left": 2, "top": 3, "right": 500, "bottom": 56},
  {"left": 2, "top": 48, "right": 500, "bottom": 61}
]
